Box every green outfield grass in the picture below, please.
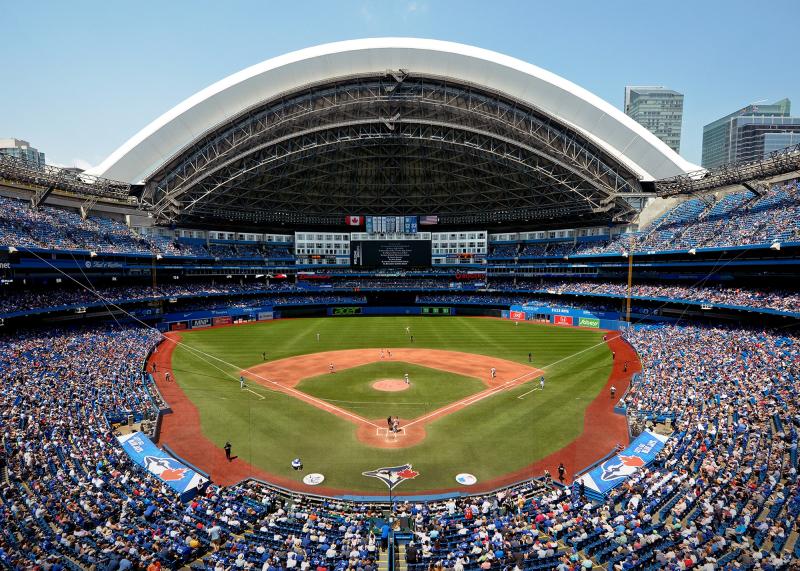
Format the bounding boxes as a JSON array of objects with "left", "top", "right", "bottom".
[
  {"left": 169, "top": 316, "right": 611, "bottom": 493},
  {"left": 297, "top": 361, "right": 486, "bottom": 420}
]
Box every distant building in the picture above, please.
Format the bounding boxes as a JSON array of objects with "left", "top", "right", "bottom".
[
  {"left": 624, "top": 86, "right": 684, "bottom": 153},
  {"left": 0, "top": 138, "right": 46, "bottom": 168},
  {"left": 701, "top": 98, "right": 800, "bottom": 168}
]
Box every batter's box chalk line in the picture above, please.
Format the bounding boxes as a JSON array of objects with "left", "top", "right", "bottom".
[{"left": 377, "top": 427, "right": 406, "bottom": 438}]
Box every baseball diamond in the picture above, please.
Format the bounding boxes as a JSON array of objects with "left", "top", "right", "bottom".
[{"left": 152, "top": 316, "right": 630, "bottom": 493}]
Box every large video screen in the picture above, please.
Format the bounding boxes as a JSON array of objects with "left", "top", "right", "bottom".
[{"left": 350, "top": 240, "right": 431, "bottom": 268}]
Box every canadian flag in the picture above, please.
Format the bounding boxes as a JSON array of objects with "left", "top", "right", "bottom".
[{"left": 345, "top": 216, "right": 363, "bottom": 226}]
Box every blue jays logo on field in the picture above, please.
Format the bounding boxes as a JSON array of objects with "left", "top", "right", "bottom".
[
  {"left": 143, "top": 455, "right": 189, "bottom": 482},
  {"left": 599, "top": 454, "right": 645, "bottom": 482},
  {"left": 362, "top": 464, "right": 419, "bottom": 490}
]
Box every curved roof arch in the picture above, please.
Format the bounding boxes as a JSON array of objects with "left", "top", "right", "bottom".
[{"left": 90, "top": 38, "right": 697, "bottom": 185}]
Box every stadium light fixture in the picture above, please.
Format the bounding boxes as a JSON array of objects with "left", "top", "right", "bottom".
[{"left": 770, "top": 242, "right": 781, "bottom": 251}]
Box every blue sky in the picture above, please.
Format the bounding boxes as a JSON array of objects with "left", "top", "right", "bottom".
[{"left": 2, "top": 0, "right": 798, "bottom": 169}]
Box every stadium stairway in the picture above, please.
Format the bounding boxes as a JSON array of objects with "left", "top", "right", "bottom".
[{"left": 393, "top": 541, "right": 405, "bottom": 571}]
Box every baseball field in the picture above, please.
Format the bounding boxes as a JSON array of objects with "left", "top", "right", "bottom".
[{"left": 158, "top": 316, "right": 620, "bottom": 494}]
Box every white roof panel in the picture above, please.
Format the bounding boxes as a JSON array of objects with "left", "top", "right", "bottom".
[{"left": 89, "top": 38, "right": 698, "bottom": 183}]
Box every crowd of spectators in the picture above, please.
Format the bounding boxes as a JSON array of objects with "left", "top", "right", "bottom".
[
  {"left": 0, "top": 303, "right": 798, "bottom": 569},
  {"left": 0, "top": 316, "right": 796, "bottom": 569},
  {"left": 484, "top": 180, "right": 800, "bottom": 260},
  {"left": 2, "top": 180, "right": 797, "bottom": 267},
  {"left": 0, "top": 282, "right": 295, "bottom": 316},
  {"left": 534, "top": 280, "right": 800, "bottom": 314},
  {"left": 0, "top": 197, "right": 292, "bottom": 260},
  {"left": 3, "top": 276, "right": 797, "bottom": 319}
]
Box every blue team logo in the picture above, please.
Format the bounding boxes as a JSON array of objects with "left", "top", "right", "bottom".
[
  {"left": 362, "top": 464, "right": 419, "bottom": 490},
  {"left": 599, "top": 455, "right": 645, "bottom": 482},
  {"left": 143, "top": 455, "right": 189, "bottom": 482}
]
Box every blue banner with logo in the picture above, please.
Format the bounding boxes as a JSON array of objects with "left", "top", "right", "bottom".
[
  {"left": 575, "top": 430, "right": 668, "bottom": 498},
  {"left": 118, "top": 432, "right": 208, "bottom": 501}
]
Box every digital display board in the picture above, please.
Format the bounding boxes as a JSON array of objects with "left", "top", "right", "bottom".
[
  {"left": 350, "top": 240, "right": 431, "bottom": 268},
  {"left": 421, "top": 307, "right": 451, "bottom": 315},
  {"left": 331, "top": 306, "right": 364, "bottom": 316},
  {"left": 365, "top": 216, "right": 418, "bottom": 234}
]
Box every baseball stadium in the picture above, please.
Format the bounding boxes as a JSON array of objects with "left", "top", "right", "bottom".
[{"left": 1, "top": 37, "right": 799, "bottom": 571}]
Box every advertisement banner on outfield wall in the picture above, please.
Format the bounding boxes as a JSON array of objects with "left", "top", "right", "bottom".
[
  {"left": 212, "top": 316, "right": 232, "bottom": 326},
  {"left": 510, "top": 310, "right": 525, "bottom": 321},
  {"left": 575, "top": 430, "right": 668, "bottom": 498},
  {"left": 257, "top": 311, "right": 274, "bottom": 321},
  {"left": 553, "top": 315, "right": 573, "bottom": 326},
  {"left": 191, "top": 318, "right": 211, "bottom": 329},
  {"left": 578, "top": 317, "right": 600, "bottom": 328},
  {"left": 118, "top": 432, "right": 207, "bottom": 502},
  {"left": 170, "top": 322, "right": 188, "bottom": 331}
]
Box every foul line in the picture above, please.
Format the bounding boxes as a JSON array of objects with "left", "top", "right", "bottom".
[
  {"left": 403, "top": 368, "right": 543, "bottom": 428},
  {"left": 516, "top": 386, "right": 542, "bottom": 400}
]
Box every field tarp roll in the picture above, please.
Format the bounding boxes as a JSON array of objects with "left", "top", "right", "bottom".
[
  {"left": 118, "top": 432, "right": 208, "bottom": 502},
  {"left": 574, "top": 430, "right": 668, "bottom": 499}
]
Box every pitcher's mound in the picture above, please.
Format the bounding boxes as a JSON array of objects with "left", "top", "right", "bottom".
[{"left": 372, "top": 379, "right": 409, "bottom": 392}]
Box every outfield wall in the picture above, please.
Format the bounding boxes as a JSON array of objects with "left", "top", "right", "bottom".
[
  {"left": 507, "top": 304, "right": 628, "bottom": 330},
  {"left": 154, "top": 302, "right": 629, "bottom": 331}
]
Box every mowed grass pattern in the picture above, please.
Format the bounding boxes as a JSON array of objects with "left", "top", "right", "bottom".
[
  {"left": 298, "top": 361, "right": 486, "bottom": 420},
  {"left": 169, "top": 316, "right": 611, "bottom": 492}
]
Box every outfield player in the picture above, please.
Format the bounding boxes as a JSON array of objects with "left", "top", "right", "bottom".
[
  {"left": 316, "top": 332, "right": 320, "bottom": 342},
  {"left": 490, "top": 367, "right": 496, "bottom": 379},
  {"left": 404, "top": 373, "right": 410, "bottom": 385},
  {"left": 540, "top": 376, "right": 545, "bottom": 390},
  {"left": 329, "top": 362, "right": 335, "bottom": 373},
  {"left": 240, "top": 376, "right": 245, "bottom": 390}
]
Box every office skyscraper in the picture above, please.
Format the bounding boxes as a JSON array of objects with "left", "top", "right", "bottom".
[
  {"left": 701, "top": 98, "right": 800, "bottom": 168},
  {"left": 624, "top": 86, "right": 684, "bottom": 153},
  {"left": 0, "top": 138, "right": 46, "bottom": 168}
]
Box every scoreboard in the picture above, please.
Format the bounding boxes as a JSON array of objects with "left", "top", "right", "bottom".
[
  {"left": 365, "top": 216, "right": 418, "bottom": 234},
  {"left": 351, "top": 239, "right": 431, "bottom": 268}
]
